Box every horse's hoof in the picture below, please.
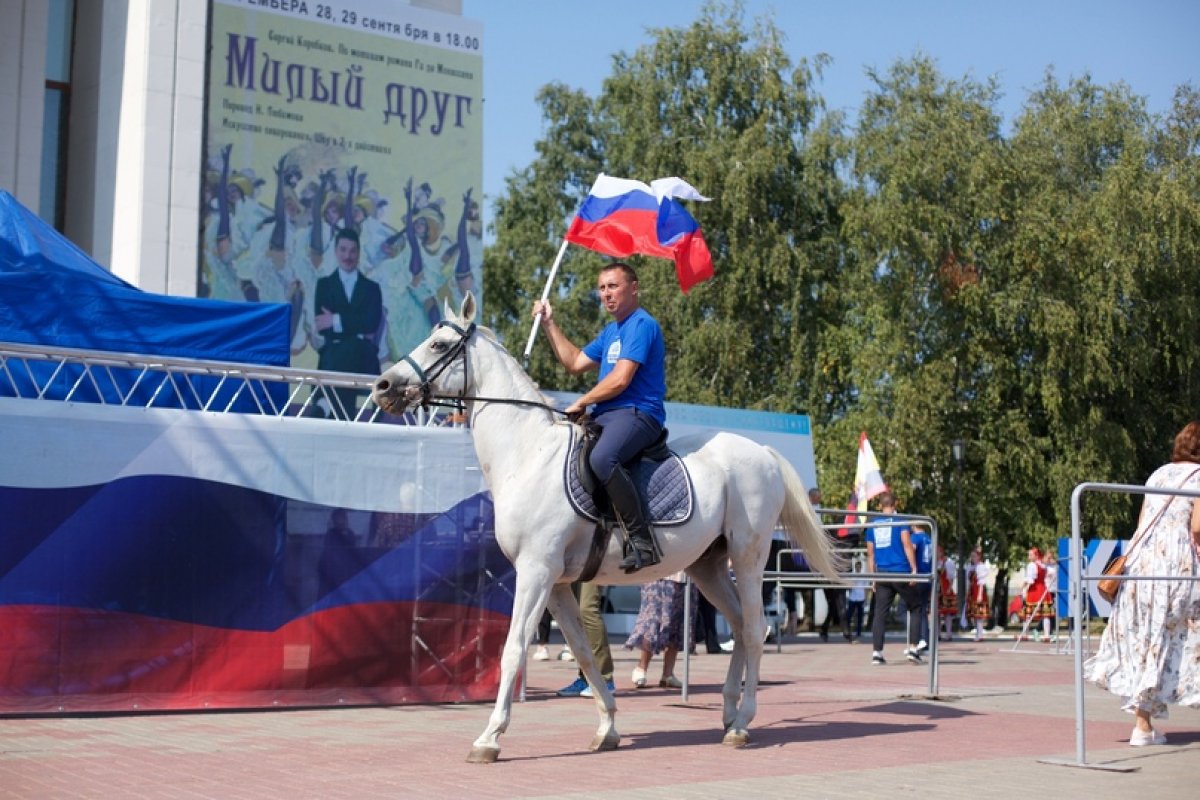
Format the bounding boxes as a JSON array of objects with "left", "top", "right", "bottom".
[
  {"left": 466, "top": 745, "right": 500, "bottom": 763},
  {"left": 722, "top": 729, "right": 749, "bottom": 747},
  {"left": 589, "top": 730, "right": 620, "bottom": 752}
]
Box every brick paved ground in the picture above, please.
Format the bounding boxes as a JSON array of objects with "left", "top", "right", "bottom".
[{"left": 2, "top": 632, "right": 1197, "bottom": 799}]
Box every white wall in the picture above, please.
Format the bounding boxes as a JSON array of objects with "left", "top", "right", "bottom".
[
  {"left": 62, "top": 1, "right": 206, "bottom": 293},
  {"left": 108, "top": 0, "right": 203, "bottom": 293},
  {"left": 63, "top": 0, "right": 126, "bottom": 266},
  {"left": 0, "top": 0, "right": 49, "bottom": 206}
]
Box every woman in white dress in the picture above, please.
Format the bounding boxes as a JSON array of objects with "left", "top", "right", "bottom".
[{"left": 1084, "top": 421, "right": 1200, "bottom": 746}]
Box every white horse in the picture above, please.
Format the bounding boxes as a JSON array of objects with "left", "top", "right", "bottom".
[{"left": 372, "top": 294, "right": 841, "bottom": 763}]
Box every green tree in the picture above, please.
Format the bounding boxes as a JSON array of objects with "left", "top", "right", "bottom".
[
  {"left": 831, "top": 64, "right": 1200, "bottom": 574},
  {"left": 479, "top": 5, "right": 1200, "bottom": 588},
  {"left": 484, "top": 2, "right": 845, "bottom": 414},
  {"left": 830, "top": 54, "right": 1008, "bottom": 570},
  {"left": 997, "top": 75, "right": 1200, "bottom": 550}
]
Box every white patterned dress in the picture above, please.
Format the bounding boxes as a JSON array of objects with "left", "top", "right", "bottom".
[
  {"left": 624, "top": 572, "right": 697, "bottom": 655},
  {"left": 1084, "top": 461, "right": 1200, "bottom": 718}
]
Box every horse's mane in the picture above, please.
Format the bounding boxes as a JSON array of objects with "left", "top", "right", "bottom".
[{"left": 474, "top": 325, "right": 561, "bottom": 414}]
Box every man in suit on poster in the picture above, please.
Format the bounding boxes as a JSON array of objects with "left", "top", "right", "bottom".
[{"left": 314, "top": 228, "right": 383, "bottom": 418}]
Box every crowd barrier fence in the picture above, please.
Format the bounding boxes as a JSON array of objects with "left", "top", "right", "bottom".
[{"left": 1043, "top": 481, "right": 1200, "bottom": 771}]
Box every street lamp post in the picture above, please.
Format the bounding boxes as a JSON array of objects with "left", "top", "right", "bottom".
[{"left": 951, "top": 439, "right": 967, "bottom": 628}]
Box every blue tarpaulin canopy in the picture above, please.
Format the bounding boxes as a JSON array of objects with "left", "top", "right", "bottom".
[
  {"left": 0, "top": 191, "right": 290, "bottom": 407},
  {"left": 0, "top": 190, "right": 289, "bottom": 364}
]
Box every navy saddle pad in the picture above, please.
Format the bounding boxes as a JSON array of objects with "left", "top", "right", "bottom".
[{"left": 563, "top": 426, "right": 694, "bottom": 526}]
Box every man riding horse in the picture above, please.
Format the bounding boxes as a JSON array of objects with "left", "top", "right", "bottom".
[
  {"left": 373, "top": 291, "right": 840, "bottom": 759},
  {"left": 532, "top": 262, "right": 663, "bottom": 573}
]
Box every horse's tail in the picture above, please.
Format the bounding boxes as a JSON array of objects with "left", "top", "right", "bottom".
[{"left": 769, "top": 448, "right": 844, "bottom": 583}]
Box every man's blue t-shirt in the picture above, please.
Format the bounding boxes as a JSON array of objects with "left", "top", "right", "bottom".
[
  {"left": 912, "top": 530, "right": 932, "bottom": 575},
  {"left": 867, "top": 515, "right": 914, "bottom": 573},
  {"left": 582, "top": 307, "right": 666, "bottom": 425}
]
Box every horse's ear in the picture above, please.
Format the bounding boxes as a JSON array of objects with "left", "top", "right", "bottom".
[
  {"left": 460, "top": 291, "right": 477, "bottom": 324},
  {"left": 443, "top": 296, "right": 455, "bottom": 323}
]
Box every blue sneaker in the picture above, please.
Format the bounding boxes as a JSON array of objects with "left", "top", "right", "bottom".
[
  {"left": 579, "top": 679, "right": 615, "bottom": 698},
  {"left": 556, "top": 677, "right": 589, "bottom": 697}
]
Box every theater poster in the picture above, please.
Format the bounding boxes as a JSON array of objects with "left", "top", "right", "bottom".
[{"left": 202, "top": 0, "right": 483, "bottom": 369}]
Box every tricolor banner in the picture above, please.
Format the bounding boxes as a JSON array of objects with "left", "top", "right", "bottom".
[
  {"left": 564, "top": 174, "right": 714, "bottom": 293},
  {"left": 523, "top": 173, "right": 714, "bottom": 357}
]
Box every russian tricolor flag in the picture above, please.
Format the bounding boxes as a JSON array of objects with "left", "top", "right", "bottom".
[{"left": 565, "top": 174, "right": 715, "bottom": 293}]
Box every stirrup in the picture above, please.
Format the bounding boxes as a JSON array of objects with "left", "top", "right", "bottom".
[
  {"left": 620, "top": 533, "right": 660, "bottom": 573},
  {"left": 620, "top": 545, "right": 659, "bottom": 574}
]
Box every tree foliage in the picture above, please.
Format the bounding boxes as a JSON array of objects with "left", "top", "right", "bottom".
[
  {"left": 481, "top": 2, "right": 1200, "bottom": 570},
  {"left": 485, "top": 3, "right": 843, "bottom": 411}
]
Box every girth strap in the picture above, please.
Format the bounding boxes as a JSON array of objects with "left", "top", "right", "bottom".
[{"left": 576, "top": 522, "right": 611, "bottom": 583}]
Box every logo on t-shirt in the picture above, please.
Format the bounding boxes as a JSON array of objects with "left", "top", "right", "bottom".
[
  {"left": 874, "top": 526, "right": 893, "bottom": 548},
  {"left": 605, "top": 340, "right": 621, "bottom": 364}
]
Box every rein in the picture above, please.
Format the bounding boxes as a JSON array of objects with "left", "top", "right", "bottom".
[{"left": 405, "top": 320, "right": 569, "bottom": 418}]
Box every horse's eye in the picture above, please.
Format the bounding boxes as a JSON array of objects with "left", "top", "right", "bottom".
[{"left": 430, "top": 340, "right": 448, "bottom": 353}]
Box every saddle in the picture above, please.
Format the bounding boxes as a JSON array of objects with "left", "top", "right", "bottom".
[{"left": 563, "top": 421, "right": 694, "bottom": 581}]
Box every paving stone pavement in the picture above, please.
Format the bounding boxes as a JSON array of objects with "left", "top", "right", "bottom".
[{"left": 1, "top": 632, "right": 1197, "bottom": 799}]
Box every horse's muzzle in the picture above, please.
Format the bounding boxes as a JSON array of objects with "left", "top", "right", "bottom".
[{"left": 372, "top": 379, "right": 423, "bottom": 415}]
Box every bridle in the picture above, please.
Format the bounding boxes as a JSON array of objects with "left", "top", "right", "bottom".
[
  {"left": 400, "top": 319, "right": 568, "bottom": 418},
  {"left": 400, "top": 319, "right": 475, "bottom": 411}
]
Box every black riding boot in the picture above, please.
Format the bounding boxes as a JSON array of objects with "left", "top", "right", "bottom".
[{"left": 604, "top": 466, "right": 660, "bottom": 574}]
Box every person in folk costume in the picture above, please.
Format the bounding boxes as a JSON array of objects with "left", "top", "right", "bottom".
[
  {"left": 936, "top": 546, "right": 958, "bottom": 641},
  {"left": 965, "top": 547, "right": 991, "bottom": 641},
  {"left": 411, "top": 205, "right": 454, "bottom": 305},
  {"left": 200, "top": 143, "right": 241, "bottom": 300},
  {"left": 403, "top": 181, "right": 453, "bottom": 295},
  {"left": 234, "top": 154, "right": 311, "bottom": 354},
  {"left": 311, "top": 173, "right": 348, "bottom": 280},
  {"left": 226, "top": 169, "right": 271, "bottom": 286},
  {"left": 352, "top": 190, "right": 391, "bottom": 275},
  {"left": 1019, "top": 546, "right": 1053, "bottom": 641},
  {"left": 375, "top": 178, "right": 448, "bottom": 364},
  {"left": 436, "top": 188, "right": 484, "bottom": 310},
  {"left": 1042, "top": 550, "right": 1059, "bottom": 641},
  {"left": 338, "top": 167, "right": 383, "bottom": 275},
  {"left": 201, "top": 145, "right": 266, "bottom": 301}
]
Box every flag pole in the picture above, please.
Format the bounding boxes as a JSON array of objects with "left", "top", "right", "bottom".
[{"left": 523, "top": 238, "right": 570, "bottom": 360}]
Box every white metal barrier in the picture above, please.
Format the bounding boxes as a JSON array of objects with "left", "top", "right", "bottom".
[
  {"left": 1042, "top": 480, "right": 1200, "bottom": 771},
  {"left": 680, "top": 509, "right": 945, "bottom": 700}
]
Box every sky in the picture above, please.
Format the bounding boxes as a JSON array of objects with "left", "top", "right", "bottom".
[{"left": 461, "top": 0, "right": 1198, "bottom": 225}]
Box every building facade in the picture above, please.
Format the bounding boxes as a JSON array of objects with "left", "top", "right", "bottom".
[{"left": 0, "top": 0, "right": 464, "bottom": 298}]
